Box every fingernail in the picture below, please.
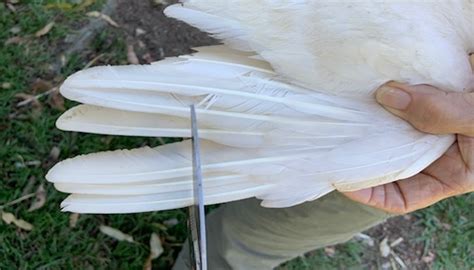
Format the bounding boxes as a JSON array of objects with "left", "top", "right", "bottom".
[{"left": 376, "top": 86, "right": 412, "bottom": 110}]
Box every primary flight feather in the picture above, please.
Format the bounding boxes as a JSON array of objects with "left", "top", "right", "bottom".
[{"left": 46, "top": 1, "right": 474, "bottom": 213}]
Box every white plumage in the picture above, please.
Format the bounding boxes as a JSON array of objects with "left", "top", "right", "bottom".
[{"left": 46, "top": 1, "right": 474, "bottom": 213}]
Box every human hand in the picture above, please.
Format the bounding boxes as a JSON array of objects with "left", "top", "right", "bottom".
[{"left": 343, "top": 81, "right": 474, "bottom": 214}]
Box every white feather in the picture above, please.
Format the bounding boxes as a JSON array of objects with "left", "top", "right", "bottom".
[{"left": 46, "top": 0, "right": 474, "bottom": 213}]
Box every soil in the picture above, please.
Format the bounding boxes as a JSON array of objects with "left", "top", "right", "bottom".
[
  {"left": 362, "top": 215, "right": 431, "bottom": 269},
  {"left": 115, "top": 0, "right": 218, "bottom": 62}
]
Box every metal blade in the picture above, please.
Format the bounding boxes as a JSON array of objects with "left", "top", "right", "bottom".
[{"left": 188, "top": 104, "right": 207, "bottom": 270}]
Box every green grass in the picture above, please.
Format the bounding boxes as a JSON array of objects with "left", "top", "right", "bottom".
[
  {"left": 1, "top": 1, "right": 473, "bottom": 269},
  {"left": 415, "top": 195, "right": 474, "bottom": 269},
  {"left": 1, "top": 2, "right": 187, "bottom": 269}
]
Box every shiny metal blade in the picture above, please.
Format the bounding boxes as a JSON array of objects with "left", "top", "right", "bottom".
[{"left": 188, "top": 105, "right": 207, "bottom": 270}]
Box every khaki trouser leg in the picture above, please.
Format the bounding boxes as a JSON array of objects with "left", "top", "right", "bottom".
[{"left": 173, "top": 192, "right": 392, "bottom": 270}]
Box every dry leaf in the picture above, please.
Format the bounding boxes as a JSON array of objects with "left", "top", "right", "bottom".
[
  {"left": 10, "top": 26, "right": 21, "bottom": 34},
  {"left": 441, "top": 222, "right": 452, "bottom": 230},
  {"left": 31, "top": 79, "right": 53, "bottom": 94},
  {"left": 28, "top": 184, "right": 46, "bottom": 212},
  {"left": 149, "top": 233, "right": 164, "bottom": 259},
  {"left": 22, "top": 176, "right": 37, "bottom": 196},
  {"left": 60, "top": 54, "right": 67, "bottom": 67},
  {"left": 99, "top": 225, "right": 134, "bottom": 243},
  {"left": 381, "top": 262, "right": 391, "bottom": 270},
  {"left": 35, "top": 22, "right": 55, "bottom": 37},
  {"left": 25, "top": 160, "right": 41, "bottom": 166},
  {"left": 422, "top": 251, "right": 436, "bottom": 264},
  {"left": 4, "top": 36, "right": 24, "bottom": 45},
  {"left": 163, "top": 218, "right": 178, "bottom": 227},
  {"left": 379, "top": 237, "right": 391, "bottom": 257},
  {"left": 2, "top": 82, "right": 12, "bottom": 89},
  {"left": 324, "top": 246, "right": 336, "bottom": 257},
  {"left": 354, "top": 233, "right": 374, "bottom": 247},
  {"left": 48, "top": 90, "right": 65, "bottom": 111},
  {"left": 153, "top": 0, "right": 170, "bottom": 5},
  {"left": 86, "top": 11, "right": 119, "bottom": 27},
  {"left": 69, "top": 213, "right": 80, "bottom": 228},
  {"left": 142, "top": 53, "right": 154, "bottom": 64},
  {"left": 390, "top": 237, "right": 403, "bottom": 248},
  {"left": 135, "top": 28, "right": 146, "bottom": 36},
  {"left": 391, "top": 250, "right": 407, "bottom": 269},
  {"left": 144, "top": 233, "right": 164, "bottom": 270},
  {"left": 1, "top": 211, "right": 34, "bottom": 231},
  {"left": 6, "top": 3, "right": 16, "bottom": 12},
  {"left": 49, "top": 146, "right": 61, "bottom": 162},
  {"left": 127, "top": 45, "right": 139, "bottom": 64}
]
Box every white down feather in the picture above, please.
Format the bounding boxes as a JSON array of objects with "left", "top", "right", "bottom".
[{"left": 46, "top": 1, "right": 474, "bottom": 213}]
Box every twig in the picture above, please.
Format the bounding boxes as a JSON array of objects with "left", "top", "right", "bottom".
[
  {"left": 16, "top": 87, "right": 58, "bottom": 107},
  {"left": 0, "top": 193, "right": 36, "bottom": 209},
  {"left": 84, "top": 53, "right": 105, "bottom": 69}
]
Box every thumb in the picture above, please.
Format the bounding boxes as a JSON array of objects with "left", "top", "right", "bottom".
[{"left": 375, "top": 82, "right": 474, "bottom": 137}]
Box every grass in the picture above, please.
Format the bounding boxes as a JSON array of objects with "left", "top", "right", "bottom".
[{"left": 1, "top": 1, "right": 473, "bottom": 269}]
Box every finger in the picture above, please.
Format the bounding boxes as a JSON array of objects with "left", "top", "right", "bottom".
[
  {"left": 375, "top": 82, "right": 474, "bottom": 136},
  {"left": 458, "top": 135, "right": 474, "bottom": 170}
]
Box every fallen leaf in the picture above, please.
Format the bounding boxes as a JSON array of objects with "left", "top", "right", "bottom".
[
  {"left": 150, "top": 233, "right": 164, "bottom": 259},
  {"left": 21, "top": 176, "right": 37, "bottom": 196},
  {"left": 142, "top": 53, "right": 154, "bottom": 63},
  {"left": 152, "top": 222, "right": 168, "bottom": 231},
  {"left": 1, "top": 211, "right": 34, "bottom": 231},
  {"left": 163, "top": 218, "right": 179, "bottom": 227},
  {"left": 86, "top": 11, "right": 119, "bottom": 27},
  {"left": 127, "top": 45, "right": 139, "bottom": 64},
  {"left": 381, "top": 262, "right": 391, "bottom": 270},
  {"left": 31, "top": 79, "right": 53, "bottom": 94},
  {"left": 391, "top": 250, "right": 407, "bottom": 269},
  {"left": 354, "top": 233, "right": 374, "bottom": 247},
  {"left": 153, "top": 0, "right": 170, "bottom": 5},
  {"left": 422, "top": 251, "right": 436, "bottom": 264},
  {"left": 49, "top": 146, "right": 61, "bottom": 162},
  {"left": 135, "top": 28, "right": 146, "bottom": 36},
  {"left": 69, "top": 213, "right": 80, "bottom": 228},
  {"left": 389, "top": 258, "right": 398, "bottom": 270},
  {"left": 379, "top": 237, "right": 391, "bottom": 257},
  {"left": 4, "top": 36, "right": 24, "bottom": 45},
  {"left": 6, "top": 3, "right": 16, "bottom": 12},
  {"left": 324, "top": 246, "right": 336, "bottom": 257},
  {"left": 48, "top": 89, "right": 65, "bottom": 111},
  {"left": 35, "top": 22, "right": 55, "bottom": 37},
  {"left": 144, "top": 233, "right": 164, "bottom": 270},
  {"left": 10, "top": 26, "right": 21, "bottom": 34},
  {"left": 2, "top": 82, "right": 12, "bottom": 89},
  {"left": 28, "top": 184, "right": 46, "bottom": 212},
  {"left": 441, "top": 222, "right": 452, "bottom": 230},
  {"left": 60, "top": 54, "right": 67, "bottom": 67},
  {"left": 390, "top": 237, "right": 403, "bottom": 247},
  {"left": 99, "top": 225, "right": 134, "bottom": 243},
  {"left": 25, "top": 160, "right": 41, "bottom": 166}
]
